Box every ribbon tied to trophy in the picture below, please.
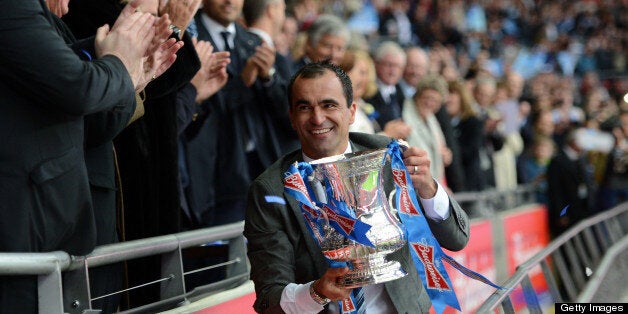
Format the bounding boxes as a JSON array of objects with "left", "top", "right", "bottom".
[{"left": 284, "top": 140, "right": 501, "bottom": 314}]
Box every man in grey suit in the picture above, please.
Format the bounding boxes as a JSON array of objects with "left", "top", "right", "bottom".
[{"left": 245, "top": 61, "right": 470, "bottom": 313}]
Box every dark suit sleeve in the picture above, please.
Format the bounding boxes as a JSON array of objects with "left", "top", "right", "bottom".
[
  {"left": 0, "top": 0, "right": 135, "bottom": 116},
  {"left": 425, "top": 197, "right": 470, "bottom": 251},
  {"left": 84, "top": 96, "right": 136, "bottom": 148},
  {"left": 245, "top": 179, "right": 300, "bottom": 314}
]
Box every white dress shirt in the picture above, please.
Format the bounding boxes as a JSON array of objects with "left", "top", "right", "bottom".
[{"left": 200, "top": 13, "right": 236, "bottom": 52}]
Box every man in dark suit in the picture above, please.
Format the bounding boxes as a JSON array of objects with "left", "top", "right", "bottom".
[
  {"left": 245, "top": 61, "right": 469, "bottom": 313},
  {"left": 547, "top": 129, "right": 596, "bottom": 238},
  {"left": 242, "top": 0, "right": 299, "bottom": 155},
  {"left": 183, "top": 0, "right": 288, "bottom": 227},
  {"left": 0, "top": 1, "right": 159, "bottom": 312},
  {"left": 365, "top": 41, "right": 412, "bottom": 138}
]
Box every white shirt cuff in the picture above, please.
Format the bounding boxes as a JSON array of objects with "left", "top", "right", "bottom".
[
  {"left": 418, "top": 179, "right": 450, "bottom": 221},
  {"left": 280, "top": 282, "right": 323, "bottom": 314}
]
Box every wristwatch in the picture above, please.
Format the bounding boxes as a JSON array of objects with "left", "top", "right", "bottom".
[
  {"left": 169, "top": 24, "right": 182, "bottom": 40},
  {"left": 309, "top": 280, "right": 331, "bottom": 305}
]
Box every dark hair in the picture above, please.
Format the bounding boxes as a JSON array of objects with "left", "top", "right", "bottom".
[
  {"left": 288, "top": 60, "right": 353, "bottom": 107},
  {"left": 242, "top": 0, "right": 272, "bottom": 25}
]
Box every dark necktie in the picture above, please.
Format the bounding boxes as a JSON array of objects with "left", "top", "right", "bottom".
[
  {"left": 221, "top": 30, "right": 240, "bottom": 72},
  {"left": 388, "top": 91, "right": 401, "bottom": 119},
  {"left": 220, "top": 31, "right": 232, "bottom": 52}
]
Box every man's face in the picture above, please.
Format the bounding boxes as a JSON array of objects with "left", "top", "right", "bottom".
[
  {"left": 403, "top": 50, "right": 428, "bottom": 87},
  {"left": 306, "top": 34, "right": 346, "bottom": 65},
  {"left": 474, "top": 83, "right": 495, "bottom": 108},
  {"left": 204, "top": 0, "right": 243, "bottom": 26},
  {"left": 290, "top": 71, "right": 356, "bottom": 159},
  {"left": 375, "top": 53, "right": 404, "bottom": 86}
]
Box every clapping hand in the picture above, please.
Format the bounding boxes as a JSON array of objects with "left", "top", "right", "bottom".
[
  {"left": 190, "top": 39, "right": 230, "bottom": 103},
  {"left": 95, "top": 3, "right": 156, "bottom": 89},
  {"left": 159, "top": 0, "right": 202, "bottom": 33}
]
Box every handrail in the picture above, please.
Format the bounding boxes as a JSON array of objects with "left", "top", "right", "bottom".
[
  {"left": 0, "top": 221, "right": 247, "bottom": 314},
  {"left": 477, "top": 202, "right": 628, "bottom": 312},
  {"left": 0, "top": 250, "right": 70, "bottom": 275},
  {"left": 2, "top": 188, "right": 624, "bottom": 313}
]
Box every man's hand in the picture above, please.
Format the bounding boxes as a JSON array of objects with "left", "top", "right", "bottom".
[
  {"left": 95, "top": 8, "right": 156, "bottom": 89},
  {"left": 402, "top": 146, "right": 437, "bottom": 199},
  {"left": 46, "top": 0, "right": 69, "bottom": 17},
  {"left": 136, "top": 37, "right": 184, "bottom": 91},
  {"left": 241, "top": 43, "right": 276, "bottom": 86},
  {"left": 159, "top": 0, "right": 202, "bottom": 32},
  {"left": 313, "top": 267, "right": 352, "bottom": 302},
  {"left": 190, "top": 39, "right": 230, "bottom": 103},
  {"left": 241, "top": 57, "right": 260, "bottom": 87},
  {"left": 250, "top": 43, "right": 276, "bottom": 81}
]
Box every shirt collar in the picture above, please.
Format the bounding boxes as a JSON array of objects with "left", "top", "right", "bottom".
[
  {"left": 377, "top": 80, "right": 397, "bottom": 96},
  {"left": 200, "top": 13, "right": 236, "bottom": 51},
  {"left": 302, "top": 142, "right": 352, "bottom": 163},
  {"left": 248, "top": 28, "right": 274, "bottom": 48}
]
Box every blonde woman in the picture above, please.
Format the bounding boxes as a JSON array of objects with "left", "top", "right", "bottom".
[{"left": 341, "top": 49, "right": 411, "bottom": 138}]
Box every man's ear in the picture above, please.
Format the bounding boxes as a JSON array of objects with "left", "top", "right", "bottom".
[{"left": 348, "top": 101, "right": 357, "bottom": 124}]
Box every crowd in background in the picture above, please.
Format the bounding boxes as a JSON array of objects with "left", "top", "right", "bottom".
[
  {"left": 278, "top": 0, "right": 627, "bottom": 230},
  {"left": 2, "top": 0, "right": 627, "bottom": 312}
]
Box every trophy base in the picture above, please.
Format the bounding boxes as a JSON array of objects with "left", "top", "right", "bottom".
[{"left": 340, "top": 255, "right": 407, "bottom": 288}]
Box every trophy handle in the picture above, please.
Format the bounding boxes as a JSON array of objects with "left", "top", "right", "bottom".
[{"left": 388, "top": 189, "right": 398, "bottom": 217}]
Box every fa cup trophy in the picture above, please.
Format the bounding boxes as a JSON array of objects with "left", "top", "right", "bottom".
[{"left": 308, "top": 148, "right": 407, "bottom": 288}]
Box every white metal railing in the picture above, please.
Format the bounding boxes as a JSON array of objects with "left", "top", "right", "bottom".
[
  {"left": 0, "top": 221, "right": 247, "bottom": 314},
  {"left": 476, "top": 202, "right": 628, "bottom": 313}
]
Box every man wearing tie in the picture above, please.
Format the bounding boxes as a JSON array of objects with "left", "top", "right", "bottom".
[
  {"left": 365, "top": 41, "right": 411, "bottom": 140},
  {"left": 183, "top": 0, "right": 288, "bottom": 227}
]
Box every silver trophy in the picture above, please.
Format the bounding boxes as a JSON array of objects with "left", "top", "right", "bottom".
[{"left": 309, "top": 148, "right": 407, "bottom": 288}]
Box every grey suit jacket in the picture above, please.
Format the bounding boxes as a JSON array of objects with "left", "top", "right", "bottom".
[
  {"left": 0, "top": 0, "right": 135, "bottom": 255},
  {"left": 245, "top": 133, "right": 470, "bottom": 313}
]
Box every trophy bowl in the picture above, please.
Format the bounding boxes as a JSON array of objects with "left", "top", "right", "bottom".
[{"left": 309, "top": 148, "right": 407, "bottom": 288}]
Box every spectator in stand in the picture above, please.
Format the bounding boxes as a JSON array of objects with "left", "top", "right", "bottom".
[
  {"left": 521, "top": 108, "right": 556, "bottom": 152},
  {"left": 399, "top": 46, "right": 429, "bottom": 100},
  {"left": 184, "top": 0, "right": 290, "bottom": 228},
  {"left": 547, "top": 129, "right": 596, "bottom": 238},
  {"left": 65, "top": 0, "right": 205, "bottom": 308},
  {"left": 517, "top": 136, "right": 555, "bottom": 205},
  {"left": 292, "top": 14, "right": 350, "bottom": 72},
  {"left": 492, "top": 71, "right": 525, "bottom": 189},
  {"left": 275, "top": 15, "right": 299, "bottom": 60},
  {"left": 378, "top": 0, "right": 415, "bottom": 47},
  {"left": 403, "top": 74, "right": 452, "bottom": 186},
  {"left": 446, "top": 80, "right": 485, "bottom": 191},
  {"left": 473, "top": 75, "right": 504, "bottom": 188},
  {"left": 341, "top": 49, "right": 378, "bottom": 134},
  {"left": 243, "top": 0, "right": 300, "bottom": 155},
  {"left": 0, "top": 1, "right": 170, "bottom": 312},
  {"left": 597, "top": 111, "right": 628, "bottom": 211},
  {"left": 365, "top": 41, "right": 411, "bottom": 139}
]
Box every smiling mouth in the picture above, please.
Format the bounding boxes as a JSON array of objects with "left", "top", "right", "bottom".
[{"left": 311, "top": 128, "right": 332, "bottom": 135}]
